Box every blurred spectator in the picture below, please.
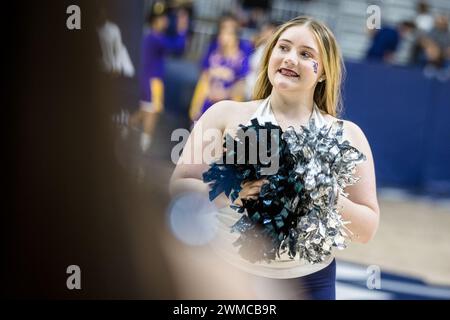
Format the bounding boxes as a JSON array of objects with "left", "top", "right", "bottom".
[
  {"left": 189, "top": 15, "right": 251, "bottom": 121},
  {"left": 366, "top": 21, "right": 416, "bottom": 64},
  {"left": 166, "top": 0, "right": 194, "bottom": 37},
  {"left": 425, "top": 15, "right": 450, "bottom": 62},
  {"left": 129, "top": 1, "right": 189, "bottom": 152},
  {"left": 415, "top": 1, "right": 434, "bottom": 33},
  {"left": 419, "top": 14, "right": 450, "bottom": 79},
  {"left": 199, "top": 15, "right": 253, "bottom": 66},
  {"left": 245, "top": 20, "right": 278, "bottom": 99},
  {"left": 96, "top": 4, "right": 138, "bottom": 132},
  {"left": 96, "top": 6, "right": 135, "bottom": 77},
  {"left": 241, "top": 0, "right": 272, "bottom": 30},
  {"left": 392, "top": 21, "right": 418, "bottom": 66}
]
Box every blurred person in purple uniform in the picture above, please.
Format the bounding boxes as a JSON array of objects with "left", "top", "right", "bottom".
[
  {"left": 129, "top": 1, "right": 189, "bottom": 152},
  {"left": 189, "top": 15, "right": 251, "bottom": 122},
  {"left": 201, "top": 14, "right": 254, "bottom": 63}
]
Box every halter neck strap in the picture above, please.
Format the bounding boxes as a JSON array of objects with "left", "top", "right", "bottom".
[{"left": 249, "top": 96, "right": 329, "bottom": 130}]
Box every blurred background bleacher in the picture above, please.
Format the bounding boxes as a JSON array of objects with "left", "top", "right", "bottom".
[{"left": 161, "top": 0, "right": 450, "bottom": 62}]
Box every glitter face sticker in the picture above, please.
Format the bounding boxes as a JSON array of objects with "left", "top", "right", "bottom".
[{"left": 312, "top": 60, "right": 318, "bottom": 74}]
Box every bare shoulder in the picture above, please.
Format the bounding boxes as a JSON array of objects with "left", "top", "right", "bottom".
[
  {"left": 342, "top": 120, "right": 369, "bottom": 149},
  {"left": 205, "top": 100, "right": 260, "bottom": 116},
  {"left": 197, "top": 99, "right": 263, "bottom": 132},
  {"left": 322, "top": 114, "right": 370, "bottom": 150},
  {"left": 341, "top": 120, "right": 371, "bottom": 154},
  {"left": 217, "top": 99, "right": 263, "bottom": 129}
]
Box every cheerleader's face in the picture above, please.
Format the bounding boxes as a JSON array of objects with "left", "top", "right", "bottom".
[{"left": 268, "top": 25, "right": 324, "bottom": 93}]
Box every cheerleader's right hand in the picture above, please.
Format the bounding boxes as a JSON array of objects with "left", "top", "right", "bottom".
[{"left": 234, "top": 179, "right": 268, "bottom": 206}]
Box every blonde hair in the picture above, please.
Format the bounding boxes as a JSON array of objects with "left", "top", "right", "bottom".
[{"left": 253, "top": 16, "right": 345, "bottom": 117}]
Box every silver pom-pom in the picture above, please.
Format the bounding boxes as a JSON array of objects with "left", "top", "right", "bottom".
[{"left": 282, "top": 118, "right": 366, "bottom": 263}]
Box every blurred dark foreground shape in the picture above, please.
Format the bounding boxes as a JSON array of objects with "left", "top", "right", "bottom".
[{"left": 3, "top": 0, "right": 180, "bottom": 299}]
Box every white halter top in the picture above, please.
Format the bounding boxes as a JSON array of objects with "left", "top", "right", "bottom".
[
  {"left": 210, "top": 97, "right": 334, "bottom": 279},
  {"left": 251, "top": 96, "right": 329, "bottom": 130}
]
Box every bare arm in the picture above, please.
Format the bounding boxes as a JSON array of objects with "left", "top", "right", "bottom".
[
  {"left": 338, "top": 121, "right": 380, "bottom": 243},
  {"left": 170, "top": 100, "right": 233, "bottom": 207}
]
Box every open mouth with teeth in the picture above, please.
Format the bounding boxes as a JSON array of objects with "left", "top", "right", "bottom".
[{"left": 278, "top": 68, "right": 299, "bottom": 78}]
